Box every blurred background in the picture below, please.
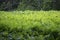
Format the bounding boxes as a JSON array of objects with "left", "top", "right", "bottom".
[{"left": 0, "top": 0, "right": 60, "bottom": 11}]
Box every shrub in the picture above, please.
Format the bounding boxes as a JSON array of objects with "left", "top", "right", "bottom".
[{"left": 0, "top": 11, "right": 60, "bottom": 40}]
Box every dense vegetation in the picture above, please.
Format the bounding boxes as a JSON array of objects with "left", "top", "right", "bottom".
[
  {"left": 0, "top": 11, "right": 60, "bottom": 40},
  {"left": 0, "top": 0, "right": 60, "bottom": 40},
  {"left": 0, "top": 0, "right": 60, "bottom": 11}
]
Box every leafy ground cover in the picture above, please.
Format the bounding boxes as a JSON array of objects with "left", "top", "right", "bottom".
[{"left": 0, "top": 11, "right": 60, "bottom": 40}]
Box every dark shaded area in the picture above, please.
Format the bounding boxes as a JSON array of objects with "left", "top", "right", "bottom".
[
  {"left": 0, "top": 0, "right": 20, "bottom": 11},
  {"left": 0, "top": 25, "right": 60, "bottom": 40},
  {"left": 0, "top": 0, "right": 60, "bottom": 11},
  {"left": 55, "top": 0, "right": 60, "bottom": 10}
]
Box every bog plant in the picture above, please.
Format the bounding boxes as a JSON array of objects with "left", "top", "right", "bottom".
[{"left": 0, "top": 11, "right": 60, "bottom": 40}]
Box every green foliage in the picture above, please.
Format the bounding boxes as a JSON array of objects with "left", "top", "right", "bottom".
[
  {"left": 0, "top": 11, "right": 60, "bottom": 40},
  {"left": 0, "top": 0, "right": 60, "bottom": 11}
]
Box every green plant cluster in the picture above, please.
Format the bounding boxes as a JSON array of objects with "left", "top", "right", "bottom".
[
  {"left": 17, "top": 0, "right": 54, "bottom": 10},
  {"left": 0, "top": 11, "right": 60, "bottom": 40}
]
